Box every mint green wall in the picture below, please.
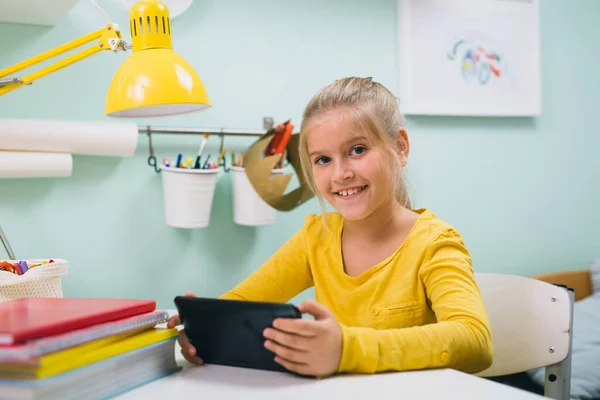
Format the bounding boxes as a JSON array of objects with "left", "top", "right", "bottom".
[{"left": 0, "top": 0, "right": 598, "bottom": 309}]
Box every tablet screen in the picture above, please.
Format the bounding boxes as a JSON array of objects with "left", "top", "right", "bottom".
[{"left": 174, "top": 296, "right": 302, "bottom": 373}]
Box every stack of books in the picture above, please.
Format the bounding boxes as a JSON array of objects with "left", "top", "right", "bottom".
[{"left": 0, "top": 297, "right": 180, "bottom": 399}]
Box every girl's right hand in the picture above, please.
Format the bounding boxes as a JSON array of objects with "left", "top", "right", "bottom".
[{"left": 167, "top": 291, "right": 204, "bottom": 366}]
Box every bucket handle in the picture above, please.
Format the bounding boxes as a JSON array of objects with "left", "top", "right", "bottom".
[
  {"left": 146, "top": 126, "right": 161, "bottom": 173},
  {"left": 219, "top": 132, "right": 231, "bottom": 173}
]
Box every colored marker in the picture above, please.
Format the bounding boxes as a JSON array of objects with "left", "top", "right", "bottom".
[
  {"left": 197, "top": 132, "right": 210, "bottom": 158},
  {"left": 13, "top": 262, "right": 23, "bottom": 275},
  {"left": 202, "top": 155, "right": 211, "bottom": 169},
  {"left": 217, "top": 147, "right": 226, "bottom": 168},
  {"left": 19, "top": 260, "right": 28, "bottom": 274}
]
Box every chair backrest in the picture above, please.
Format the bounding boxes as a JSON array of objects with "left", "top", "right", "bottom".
[{"left": 474, "top": 272, "right": 572, "bottom": 378}]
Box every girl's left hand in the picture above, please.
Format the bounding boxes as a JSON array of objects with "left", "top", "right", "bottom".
[{"left": 263, "top": 299, "right": 342, "bottom": 377}]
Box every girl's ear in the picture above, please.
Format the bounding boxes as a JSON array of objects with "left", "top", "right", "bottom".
[{"left": 396, "top": 128, "right": 410, "bottom": 167}]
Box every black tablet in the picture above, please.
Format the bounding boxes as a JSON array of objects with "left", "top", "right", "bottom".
[{"left": 173, "top": 296, "right": 302, "bottom": 373}]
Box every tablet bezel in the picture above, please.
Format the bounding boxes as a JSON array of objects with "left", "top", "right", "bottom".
[{"left": 173, "top": 296, "right": 302, "bottom": 373}]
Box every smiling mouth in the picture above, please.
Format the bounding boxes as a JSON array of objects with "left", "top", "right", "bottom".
[{"left": 334, "top": 185, "right": 368, "bottom": 197}]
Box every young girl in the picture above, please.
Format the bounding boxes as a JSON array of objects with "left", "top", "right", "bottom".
[{"left": 168, "top": 76, "right": 494, "bottom": 378}]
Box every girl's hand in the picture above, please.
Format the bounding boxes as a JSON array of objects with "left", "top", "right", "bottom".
[
  {"left": 166, "top": 291, "right": 204, "bottom": 366},
  {"left": 263, "top": 299, "right": 342, "bottom": 377}
]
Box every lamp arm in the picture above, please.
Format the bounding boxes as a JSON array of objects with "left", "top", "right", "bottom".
[
  {"left": 0, "top": 23, "right": 128, "bottom": 97},
  {"left": 0, "top": 223, "right": 16, "bottom": 260}
]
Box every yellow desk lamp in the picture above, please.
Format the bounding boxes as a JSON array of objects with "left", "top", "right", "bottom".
[{"left": 0, "top": 0, "right": 211, "bottom": 118}]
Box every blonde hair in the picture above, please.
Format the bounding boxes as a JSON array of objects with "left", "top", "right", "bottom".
[{"left": 298, "top": 77, "right": 411, "bottom": 217}]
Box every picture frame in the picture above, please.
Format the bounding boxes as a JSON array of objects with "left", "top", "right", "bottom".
[{"left": 397, "top": 0, "right": 541, "bottom": 117}]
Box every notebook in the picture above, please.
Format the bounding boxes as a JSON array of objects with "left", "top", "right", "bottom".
[
  {"left": 0, "top": 336, "right": 180, "bottom": 400},
  {"left": 0, "top": 298, "right": 156, "bottom": 345},
  {"left": 0, "top": 328, "right": 179, "bottom": 380},
  {"left": 0, "top": 310, "right": 169, "bottom": 362}
]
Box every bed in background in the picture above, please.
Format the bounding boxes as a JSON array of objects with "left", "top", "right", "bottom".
[
  {"left": 492, "top": 266, "right": 600, "bottom": 400},
  {"left": 534, "top": 269, "right": 594, "bottom": 301}
]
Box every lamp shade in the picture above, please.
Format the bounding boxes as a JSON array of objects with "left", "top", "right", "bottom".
[{"left": 105, "top": 0, "right": 210, "bottom": 118}]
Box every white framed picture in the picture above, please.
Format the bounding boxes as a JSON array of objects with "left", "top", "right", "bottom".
[{"left": 397, "top": 0, "right": 541, "bottom": 117}]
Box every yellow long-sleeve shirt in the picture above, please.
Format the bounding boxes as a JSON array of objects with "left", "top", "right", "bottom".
[{"left": 220, "top": 208, "right": 494, "bottom": 375}]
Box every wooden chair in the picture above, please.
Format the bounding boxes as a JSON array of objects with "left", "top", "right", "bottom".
[{"left": 474, "top": 273, "right": 574, "bottom": 400}]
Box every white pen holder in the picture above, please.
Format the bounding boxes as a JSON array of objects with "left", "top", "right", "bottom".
[
  {"left": 160, "top": 166, "right": 220, "bottom": 229},
  {"left": 0, "top": 259, "right": 68, "bottom": 302},
  {"left": 230, "top": 166, "right": 285, "bottom": 226}
]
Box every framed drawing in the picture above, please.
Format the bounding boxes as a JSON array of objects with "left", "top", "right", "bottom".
[{"left": 397, "top": 0, "right": 541, "bottom": 117}]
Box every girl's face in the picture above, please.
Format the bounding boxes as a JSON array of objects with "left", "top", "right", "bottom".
[{"left": 305, "top": 108, "right": 402, "bottom": 221}]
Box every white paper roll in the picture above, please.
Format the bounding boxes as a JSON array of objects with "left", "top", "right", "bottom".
[
  {"left": 0, "top": 151, "right": 73, "bottom": 178},
  {"left": 0, "top": 118, "right": 138, "bottom": 157}
]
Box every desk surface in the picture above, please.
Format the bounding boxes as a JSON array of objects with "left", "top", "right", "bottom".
[
  {"left": 112, "top": 310, "right": 545, "bottom": 400},
  {"left": 114, "top": 344, "right": 545, "bottom": 400}
]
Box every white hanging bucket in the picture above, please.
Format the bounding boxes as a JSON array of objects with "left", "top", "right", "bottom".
[
  {"left": 160, "top": 166, "right": 219, "bottom": 228},
  {"left": 230, "top": 166, "right": 285, "bottom": 226}
]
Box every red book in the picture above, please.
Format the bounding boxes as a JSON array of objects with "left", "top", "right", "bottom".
[{"left": 0, "top": 298, "right": 156, "bottom": 345}]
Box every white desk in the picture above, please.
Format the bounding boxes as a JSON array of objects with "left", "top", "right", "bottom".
[
  {"left": 114, "top": 316, "right": 546, "bottom": 400},
  {"left": 115, "top": 359, "right": 547, "bottom": 400}
]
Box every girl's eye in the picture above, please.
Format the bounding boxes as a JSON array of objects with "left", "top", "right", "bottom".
[
  {"left": 350, "top": 146, "right": 367, "bottom": 156},
  {"left": 315, "top": 156, "right": 331, "bottom": 165}
]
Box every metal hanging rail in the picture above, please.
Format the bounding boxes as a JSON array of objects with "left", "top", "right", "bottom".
[
  {"left": 139, "top": 116, "right": 280, "bottom": 172},
  {"left": 138, "top": 116, "right": 275, "bottom": 137},
  {"left": 140, "top": 126, "right": 268, "bottom": 137}
]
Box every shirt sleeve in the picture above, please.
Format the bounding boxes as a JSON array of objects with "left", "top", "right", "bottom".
[
  {"left": 219, "top": 219, "right": 314, "bottom": 303},
  {"left": 337, "top": 229, "right": 494, "bottom": 375}
]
